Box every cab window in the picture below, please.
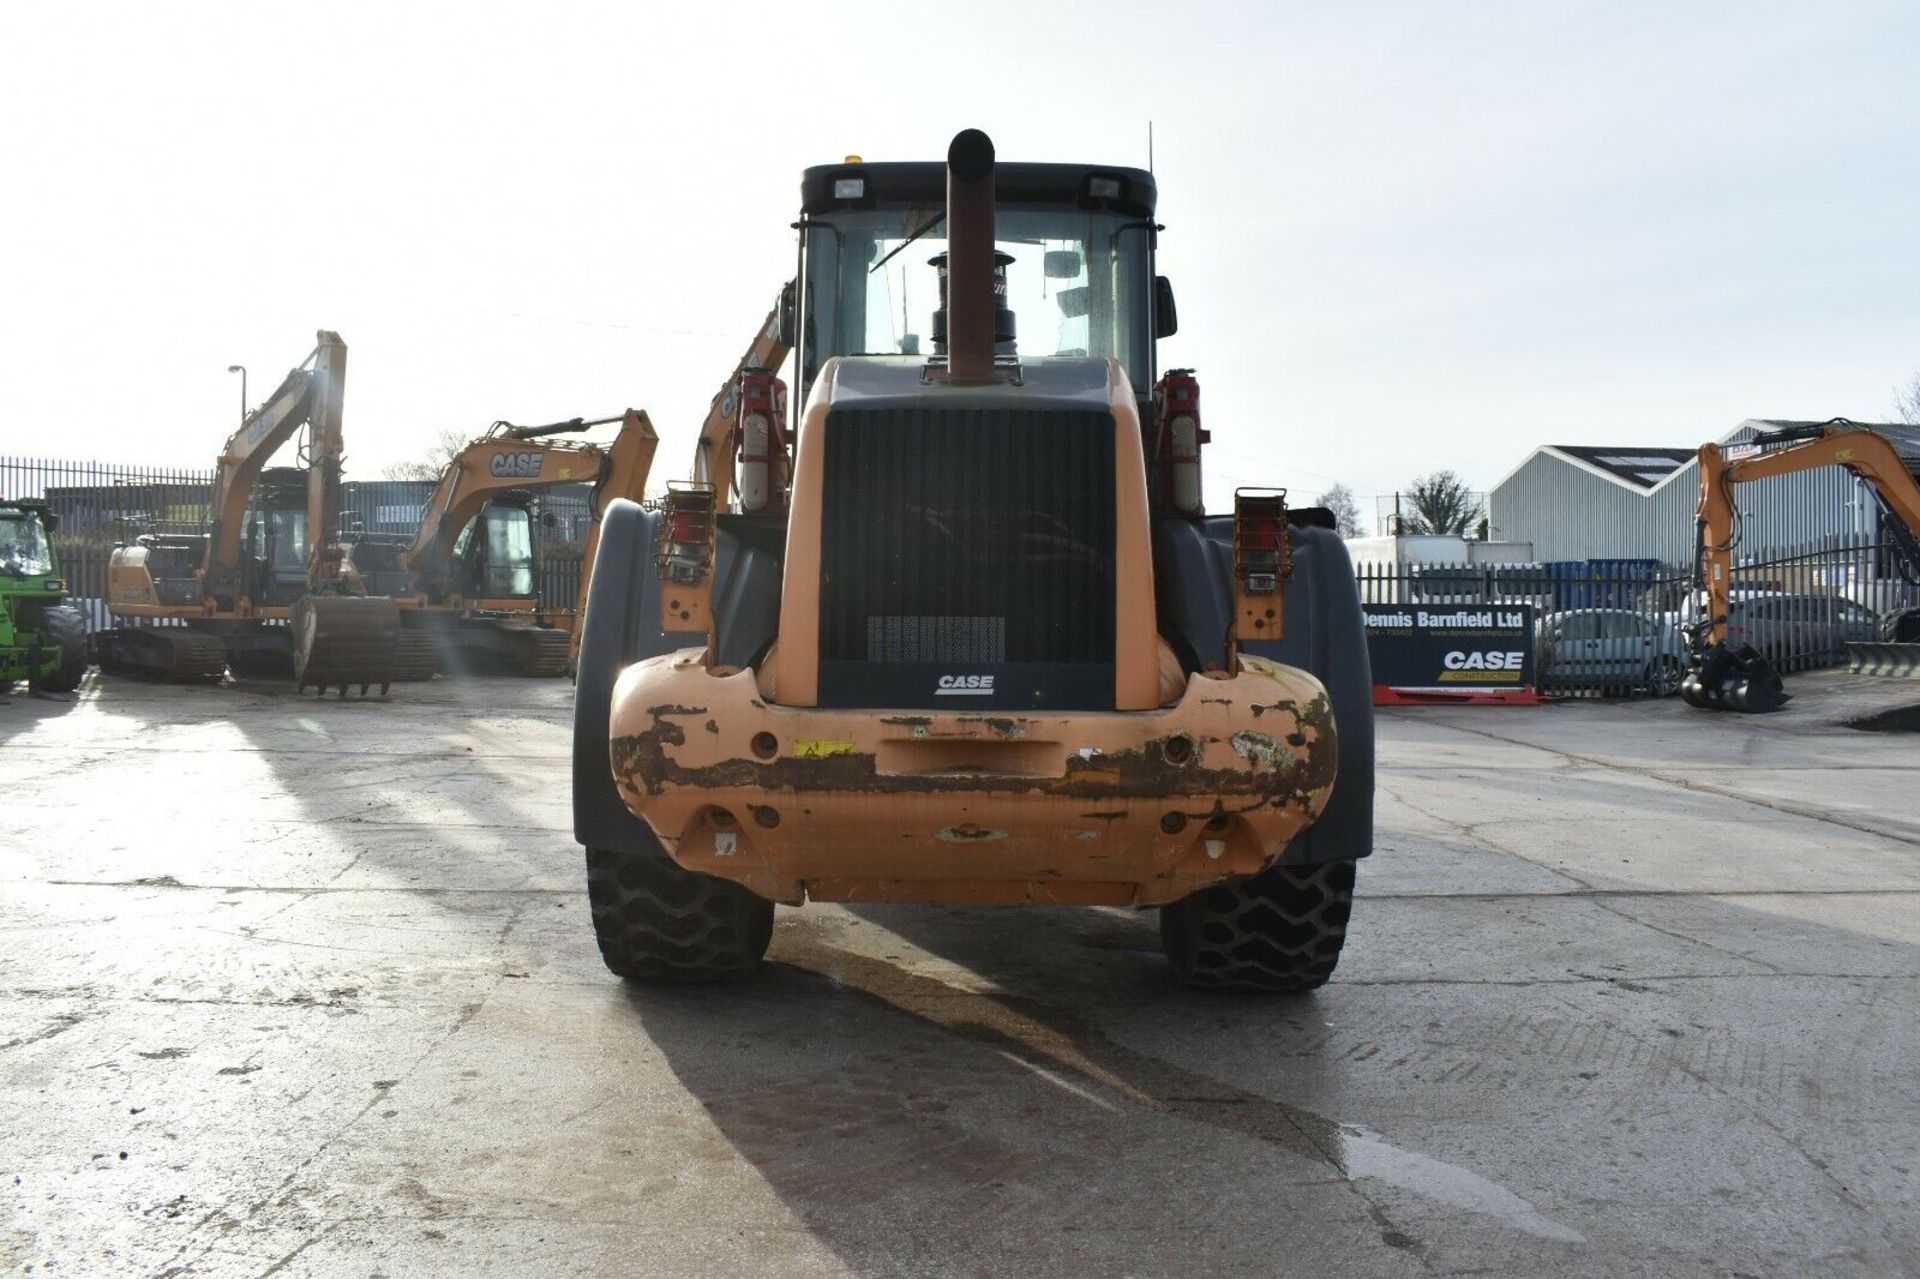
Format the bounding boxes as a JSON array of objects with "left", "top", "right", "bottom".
[{"left": 481, "top": 506, "right": 535, "bottom": 597}]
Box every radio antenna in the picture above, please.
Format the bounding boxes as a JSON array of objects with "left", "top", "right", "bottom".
[{"left": 1148, "top": 121, "right": 1155, "bottom": 173}]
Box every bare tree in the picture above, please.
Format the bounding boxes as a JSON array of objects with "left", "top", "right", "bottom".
[
  {"left": 1401, "top": 470, "right": 1485, "bottom": 536},
  {"left": 1314, "top": 483, "right": 1365, "bottom": 538},
  {"left": 1895, "top": 371, "right": 1920, "bottom": 425},
  {"left": 381, "top": 427, "right": 472, "bottom": 481}
]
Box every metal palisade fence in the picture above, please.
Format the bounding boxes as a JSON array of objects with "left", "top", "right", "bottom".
[
  {"left": 3, "top": 455, "right": 215, "bottom": 630},
  {"left": 0, "top": 456, "right": 594, "bottom": 629},
  {"left": 1354, "top": 541, "right": 1916, "bottom": 699},
  {"left": 9, "top": 451, "right": 1910, "bottom": 694}
]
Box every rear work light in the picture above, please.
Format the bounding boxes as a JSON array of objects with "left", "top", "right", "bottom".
[
  {"left": 1234, "top": 489, "right": 1289, "bottom": 590},
  {"left": 1232, "top": 487, "right": 1291, "bottom": 648},
  {"left": 657, "top": 482, "right": 718, "bottom": 635},
  {"left": 658, "top": 482, "right": 717, "bottom": 587}
]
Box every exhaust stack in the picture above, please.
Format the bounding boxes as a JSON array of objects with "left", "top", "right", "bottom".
[{"left": 944, "top": 128, "right": 997, "bottom": 383}]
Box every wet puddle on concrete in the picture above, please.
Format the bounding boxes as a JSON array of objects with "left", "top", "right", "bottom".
[{"left": 773, "top": 932, "right": 1584, "bottom": 1244}]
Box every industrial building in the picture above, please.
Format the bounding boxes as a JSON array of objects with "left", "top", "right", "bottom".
[{"left": 1487, "top": 419, "right": 1920, "bottom": 564}]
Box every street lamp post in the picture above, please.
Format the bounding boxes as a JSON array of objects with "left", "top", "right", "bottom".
[{"left": 227, "top": 364, "right": 247, "bottom": 426}]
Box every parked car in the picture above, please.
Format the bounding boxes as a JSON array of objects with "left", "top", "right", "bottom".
[
  {"left": 1536, "top": 608, "right": 1688, "bottom": 695},
  {"left": 1678, "top": 590, "right": 1878, "bottom": 666}
]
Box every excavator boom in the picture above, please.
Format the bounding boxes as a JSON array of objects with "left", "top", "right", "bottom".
[
  {"left": 398, "top": 411, "right": 656, "bottom": 594},
  {"left": 100, "top": 330, "right": 369, "bottom": 687},
  {"left": 336, "top": 409, "right": 658, "bottom": 677},
  {"left": 203, "top": 331, "right": 347, "bottom": 608}
]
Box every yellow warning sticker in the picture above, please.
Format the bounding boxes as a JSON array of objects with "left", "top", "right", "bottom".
[{"left": 792, "top": 739, "right": 856, "bottom": 759}]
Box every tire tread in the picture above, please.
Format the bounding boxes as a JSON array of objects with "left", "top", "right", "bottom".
[
  {"left": 1160, "top": 860, "right": 1356, "bottom": 992},
  {"left": 585, "top": 845, "right": 773, "bottom": 982},
  {"left": 30, "top": 605, "right": 88, "bottom": 693}
]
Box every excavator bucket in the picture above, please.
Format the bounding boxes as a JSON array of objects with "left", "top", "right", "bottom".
[
  {"left": 1680, "top": 642, "right": 1788, "bottom": 713},
  {"left": 291, "top": 595, "right": 401, "bottom": 696}
]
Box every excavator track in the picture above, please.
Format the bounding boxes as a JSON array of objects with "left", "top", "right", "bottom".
[
  {"left": 392, "top": 628, "right": 440, "bottom": 682},
  {"left": 292, "top": 595, "right": 400, "bottom": 696},
  {"left": 498, "top": 623, "right": 574, "bottom": 677},
  {"left": 96, "top": 627, "right": 229, "bottom": 682}
]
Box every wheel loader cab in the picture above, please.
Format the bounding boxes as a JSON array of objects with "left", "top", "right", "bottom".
[{"left": 796, "top": 160, "right": 1165, "bottom": 422}]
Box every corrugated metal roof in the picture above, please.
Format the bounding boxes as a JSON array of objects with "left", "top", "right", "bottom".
[
  {"left": 1490, "top": 418, "right": 1920, "bottom": 564},
  {"left": 1550, "top": 446, "right": 1696, "bottom": 490}
]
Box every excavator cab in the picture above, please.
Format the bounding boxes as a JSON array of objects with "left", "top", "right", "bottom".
[
  {"left": 238, "top": 467, "right": 312, "bottom": 609},
  {"left": 451, "top": 495, "right": 540, "bottom": 603}
]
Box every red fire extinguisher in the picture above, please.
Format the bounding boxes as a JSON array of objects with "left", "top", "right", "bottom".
[
  {"left": 734, "top": 366, "right": 790, "bottom": 515},
  {"left": 1152, "top": 368, "right": 1207, "bottom": 516}
]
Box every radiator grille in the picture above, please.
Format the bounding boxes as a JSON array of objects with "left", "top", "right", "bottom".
[{"left": 817, "top": 406, "right": 1116, "bottom": 709}]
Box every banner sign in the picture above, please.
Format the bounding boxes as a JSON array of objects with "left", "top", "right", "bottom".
[{"left": 1363, "top": 604, "right": 1536, "bottom": 697}]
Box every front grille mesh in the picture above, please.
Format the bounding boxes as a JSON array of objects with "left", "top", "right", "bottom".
[{"left": 819, "top": 407, "right": 1116, "bottom": 670}]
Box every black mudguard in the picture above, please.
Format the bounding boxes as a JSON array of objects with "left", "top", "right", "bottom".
[
  {"left": 1154, "top": 516, "right": 1375, "bottom": 866},
  {"left": 571, "top": 501, "right": 785, "bottom": 853}
]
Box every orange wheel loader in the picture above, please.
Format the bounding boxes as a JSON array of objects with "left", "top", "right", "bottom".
[{"left": 572, "top": 131, "right": 1375, "bottom": 991}]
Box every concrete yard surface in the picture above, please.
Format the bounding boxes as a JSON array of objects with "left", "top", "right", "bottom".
[{"left": 3, "top": 670, "right": 1918, "bottom": 1276}]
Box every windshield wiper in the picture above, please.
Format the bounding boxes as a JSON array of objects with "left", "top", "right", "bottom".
[{"left": 869, "top": 212, "right": 946, "bottom": 274}]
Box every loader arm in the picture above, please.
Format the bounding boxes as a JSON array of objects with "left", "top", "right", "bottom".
[
  {"left": 203, "top": 331, "right": 346, "bottom": 608},
  {"left": 689, "top": 302, "right": 791, "bottom": 510},
  {"left": 571, "top": 410, "right": 658, "bottom": 660},
  {"left": 1697, "top": 424, "right": 1920, "bottom": 646}
]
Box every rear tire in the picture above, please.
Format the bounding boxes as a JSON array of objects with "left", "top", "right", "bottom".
[
  {"left": 585, "top": 844, "right": 774, "bottom": 982},
  {"left": 30, "top": 605, "right": 88, "bottom": 693},
  {"left": 1161, "top": 859, "right": 1356, "bottom": 992}
]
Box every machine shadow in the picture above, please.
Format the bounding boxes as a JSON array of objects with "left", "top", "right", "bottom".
[
  {"left": 619, "top": 865, "right": 1920, "bottom": 1272},
  {"left": 617, "top": 899, "right": 1395, "bottom": 1272}
]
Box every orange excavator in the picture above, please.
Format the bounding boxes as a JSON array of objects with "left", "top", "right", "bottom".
[
  {"left": 1682, "top": 419, "right": 1920, "bottom": 710},
  {"left": 342, "top": 409, "right": 658, "bottom": 677},
  {"left": 99, "top": 331, "right": 400, "bottom": 691}
]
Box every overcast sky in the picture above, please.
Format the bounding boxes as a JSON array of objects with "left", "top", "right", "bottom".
[{"left": 2, "top": 1, "right": 1915, "bottom": 524}]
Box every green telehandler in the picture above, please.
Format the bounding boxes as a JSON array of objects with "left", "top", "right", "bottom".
[{"left": 0, "top": 499, "right": 89, "bottom": 693}]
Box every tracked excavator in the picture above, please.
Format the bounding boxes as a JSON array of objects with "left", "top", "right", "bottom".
[
  {"left": 1682, "top": 419, "right": 1920, "bottom": 711},
  {"left": 572, "top": 130, "right": 1376, "bottom": 991},
  {"left": 342, "top": 409, "right": 658, "bottom": 677},
  {"left": 99, "top": 331, "right": 400, "bottom": 692}
]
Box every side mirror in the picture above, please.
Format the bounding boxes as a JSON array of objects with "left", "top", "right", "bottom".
[
  {"left": 1154, "top": 276, "right": 1178, "bottom": 338},
  {"left": 1056, "top": 286, "right": 1090, "bottom": 320},
  {"left": 541, "top": 510, "right": 558, "bottom": 530},
  {"left": 776, "top": 279, "right": 797, "bottom": 348},
  {"left": 40, "top": 511, "right": 59, "bottom": 534},
  {"left": 1043, "top": 249, "right": 1083, "bottom": 280}
]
